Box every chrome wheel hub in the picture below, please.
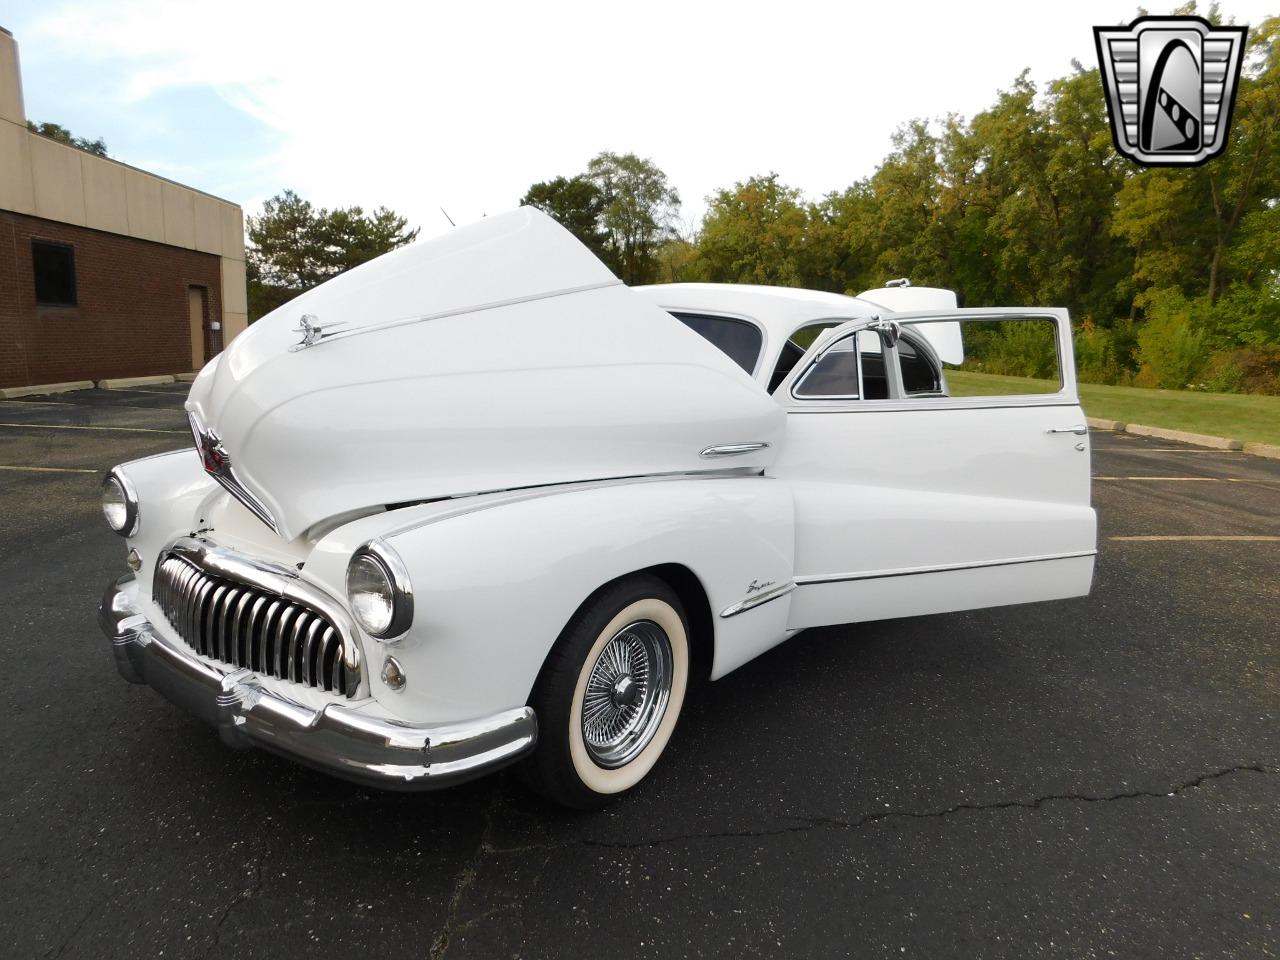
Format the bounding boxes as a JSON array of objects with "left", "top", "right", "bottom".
[
  {"left": 611, "top": 675, "right": 638, "bottom": 708},
  {"left": 581, "top": 619, "right": 673, "bottom": 769}
]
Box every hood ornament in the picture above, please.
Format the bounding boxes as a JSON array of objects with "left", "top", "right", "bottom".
[{"left": 290, "top": 314, "right": 349, "bottom": 352}]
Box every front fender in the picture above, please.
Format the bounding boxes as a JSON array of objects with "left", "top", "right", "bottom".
[{"left": 362, "top": 477, "right": 795, "bottom": 723}]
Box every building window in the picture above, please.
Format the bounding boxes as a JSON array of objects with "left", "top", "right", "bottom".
[{"left": 32, "top": 240, "right": 77, "bottom": 306}]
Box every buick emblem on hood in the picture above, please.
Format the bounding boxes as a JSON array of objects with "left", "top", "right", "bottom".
[
  {"left": 187, "top": 411, "right": 281, "bottom": 534},
  {"left": 193, "top": 421, "right": 229, "bottom": 474}
]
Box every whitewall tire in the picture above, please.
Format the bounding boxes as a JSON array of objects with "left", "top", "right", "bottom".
[{"left": 522, "top": 575, "right": 690, "bottom": 808}]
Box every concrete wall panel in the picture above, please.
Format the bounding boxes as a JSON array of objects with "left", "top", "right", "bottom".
[
  {"left": 30, "top": 136, "right": 86, "bottom": 226},
  {"left": 0, "top": 32, "right": 25, "bottom": 125},
  {"left": 223, "top": 310, "right": 249, "bottom": 343},
  {"left": 161, "top": 181, "right": 195, "bottom": 249},
  {"left": 220, "top": 256, "right": 247, "bottom": 314},
  {"left": 81, "top": 155, "right": 130, "bottom": 235},
  {"left": 124, "top": 169, "right": 165, "bottom": 242},
  {"left": 194, "top": 193, "right": 222, "bottom": 254},
  {"left": 0, "top": 120, "right": 35, "bottom": 215},
  {"left": 220, "top": 203, "right": 245, "bottom": 261}
]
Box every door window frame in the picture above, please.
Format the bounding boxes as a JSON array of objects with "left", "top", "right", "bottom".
[{"left": 777, "top": 308, "right": 1079, "bottom": 414}]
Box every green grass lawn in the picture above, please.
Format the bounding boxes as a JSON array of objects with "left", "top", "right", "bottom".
[
  {"left": 943, "top": 370, "right": 1280, "bottom": 446},
  {"left": 1077, "top": 381, "right": 1280, "bottom": 447}
]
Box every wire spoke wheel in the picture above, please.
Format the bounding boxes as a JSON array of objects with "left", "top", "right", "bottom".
[{"left": 579, "top": 619, "right": 673, "bottom": 769}]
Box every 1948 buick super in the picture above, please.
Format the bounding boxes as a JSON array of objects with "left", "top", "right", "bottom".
[{"left": 98, "top": 207, "right": 1096, "bottom": 807}]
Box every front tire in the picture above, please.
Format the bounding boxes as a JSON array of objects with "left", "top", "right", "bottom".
[{"left": 522, "top": 575, "right": 689, "bottom": 809}]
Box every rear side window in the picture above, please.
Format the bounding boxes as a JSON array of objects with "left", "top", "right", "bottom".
[{"left": 671, "top": 312, "right": 762, "bottom": 374}]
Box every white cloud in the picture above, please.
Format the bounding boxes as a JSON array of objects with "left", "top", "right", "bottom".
[{"left": 16, "top": 0, "right": 1275, "bottom": 237}]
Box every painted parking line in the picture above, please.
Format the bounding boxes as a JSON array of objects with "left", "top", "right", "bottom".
[
  {"left": 100, "top": 387, "right": 185, "bottom": 396},
  {"left": 0, "top": 422, "right": 187, "bottom": 435},
  {"left": 1094, "top": 475, "right": 1280, "bottom": 491},
  {"left": 0, "top": 464, "right": 98, "bottom": 474},
  {"left": 0, "top": 399, "right": 88, "bottom": 407},
  {"left": 1110, "top": 535, "right": 1280, "bottom": 542}
]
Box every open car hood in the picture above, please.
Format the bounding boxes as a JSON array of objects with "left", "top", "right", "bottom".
[{"left": 187, "top": 208, "right": 784, "bottom": 541}]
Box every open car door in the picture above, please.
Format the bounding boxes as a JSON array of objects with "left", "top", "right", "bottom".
[{"left": 769, "top": 307, "right": 1096, "bottom": 630}]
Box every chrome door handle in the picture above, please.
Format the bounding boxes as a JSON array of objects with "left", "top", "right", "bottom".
[
  {"left": 1047, "top": 424, "right": 1088, "bottom": 435},
  {"left": 700, "top": 442, "right": 772, "bottom": 458}
]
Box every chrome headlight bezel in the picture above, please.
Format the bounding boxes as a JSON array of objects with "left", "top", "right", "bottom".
[
  {"left": 102, "top": 469, "right": 139, "bottom": 537},
  {"left": 346, "top": 540, "right": 414, "bottom": 641}
]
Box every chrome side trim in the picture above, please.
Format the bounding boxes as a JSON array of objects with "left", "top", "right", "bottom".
[
  {"left": 794, "top": 550, "right": 1098, "bottom": 586},
  {"left": 788, "top": 398, "right": 1081, "bottom": 414},
  {"left": 290, "top": 278, "right": 623, "bottom": 350},
  {"left": 700, "top": 442, "right": 771, "bottom": 459},
  {"left": 100, "top": 575, "right": 537, "bottom": 791},
  {"left": 165, "top": 536, "right": 364, "bottom": 692},
  {"left": 383, "top": 470, "right": 771, "bottom": 541},
  {"left": 187, "top": 410, "right": 281, "bottom": 534},
  {"left": 719, "top": 580, "right": 797, "bottom": 618}
]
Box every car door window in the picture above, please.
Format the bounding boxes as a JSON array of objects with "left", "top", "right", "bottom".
[
  {"left": 793, "top": 329, "right": 891, "bottom": 399},
  {"left": 771, "top": 321, "right": 844, "bottom": 394},
  {"left": 899, "top": 316, "right": 1061, "bottom": 397},
  {"left": 671, "top": 312, "right": 763, "bottom": 375},
  {"left": 794, "top": 336, "right": 859, "bottom": 397}
]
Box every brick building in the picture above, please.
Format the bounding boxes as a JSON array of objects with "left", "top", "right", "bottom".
[{"left": 0, "top": 27, "right": 247, "bottom": 390}]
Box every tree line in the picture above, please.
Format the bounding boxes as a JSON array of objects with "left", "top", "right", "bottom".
[
  {"left": 248, "top": 7, "right": 1278, "bottom": 394},
  {"left": 524, "top": 14, "right": 1278, "bottom": 393}
]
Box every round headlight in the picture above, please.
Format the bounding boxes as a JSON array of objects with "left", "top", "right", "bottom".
[
  {"left": 346, "top": 544, "right": 413, "bottom": 640},
  {"left": 101, "top": 471, "right": 138, "bottom": 536}
]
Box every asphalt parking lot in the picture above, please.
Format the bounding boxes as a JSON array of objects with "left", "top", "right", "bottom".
[{"left": 2, "top": 383, "right": 1277, "bottom": 959}]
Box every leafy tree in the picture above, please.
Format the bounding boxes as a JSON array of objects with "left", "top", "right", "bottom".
[
  {"left": 520, "top": 152, "right": 681, "bottom": 284},
  {"left": 26, "top": 120, "right": 107, "bottom": 156},
  {"left": 517, "top": 9, "right": 1279, "bottom": 393},
  {"left": 246, "top": 189, "right": 418, "bottom": 320},
  {"left": 586, "top": 152, "right": 681, "bottom": 285},
  {"left": 698, "top": 174, "right": 817, "bottom": 286},
  {"left": 521, "top": 175, "right": 616, "bottom": 271}
]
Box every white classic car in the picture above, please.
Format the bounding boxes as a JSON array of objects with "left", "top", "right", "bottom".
[{"left": 99, "top": 208, "right": 1096, "bottom": 807}]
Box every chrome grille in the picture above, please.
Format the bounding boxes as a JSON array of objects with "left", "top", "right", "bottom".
[{"left": 152, "top": 553, "right": 352, "bottom": 696}]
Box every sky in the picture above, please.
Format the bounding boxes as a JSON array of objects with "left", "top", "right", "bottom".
[{"left": 4, "top": 0, "right": 1275, "bottom": 241}]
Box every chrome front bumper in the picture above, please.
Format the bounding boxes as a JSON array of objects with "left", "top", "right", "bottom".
[{"left": 99, "top": 575, "right": 537, "bottom": 790}]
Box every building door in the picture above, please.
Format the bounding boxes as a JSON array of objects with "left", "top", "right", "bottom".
[{"left": 188, "top": 286, "right": 208, "bottom": 370}]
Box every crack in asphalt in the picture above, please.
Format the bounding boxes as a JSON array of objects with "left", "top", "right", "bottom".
[
  {"left": 44, "top": 896, "right": 106, "bottom": 960},
  {"left": 575, "top": 764, "right": 1270, "bottom": 851},
  {"left": 413, "top": 764, "right": 1270, "bottom": 956},
  {"left": 202, "top": 843, "right": 266, "bottom": 957},
  {"left": 431, "top": 785, "right": 504, "bottom": 960}
]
